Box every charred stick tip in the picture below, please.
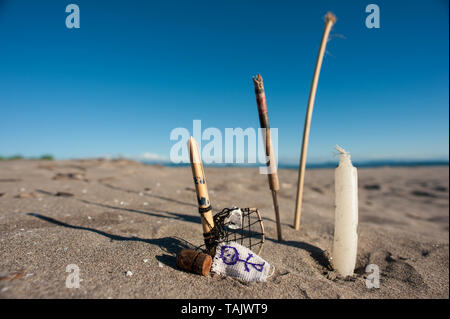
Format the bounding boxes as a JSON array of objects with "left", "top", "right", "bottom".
[{"left": 252, "top": 74, "right": 264, "bottom": 91}]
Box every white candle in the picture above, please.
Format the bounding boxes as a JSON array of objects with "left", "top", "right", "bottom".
[{"left": 332, "top": 146, "right": 358, "bottom": 277}]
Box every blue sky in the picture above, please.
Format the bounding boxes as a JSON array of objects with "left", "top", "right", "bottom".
[{"left": 0, "top": 0, "right": 448, "bottom": 164}]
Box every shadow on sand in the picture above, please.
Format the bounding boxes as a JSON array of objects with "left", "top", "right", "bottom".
[
  {"left": 30, "top": 187, "right": 331, "bottom": 271},
  {"left": 100, "top": 182, "right": 197, "bottom": 208},
  {"left": 35, "top": 187, "right": 203, "bottom": 226},
  {"left": 268, "top": 238, "right": 332, "bottom": 270},
  {"left": 27, "top": 213, "right": 196, "bottom": 269},
  {"left": 78, "top": 198, "right": 202, "bottom": 226}
]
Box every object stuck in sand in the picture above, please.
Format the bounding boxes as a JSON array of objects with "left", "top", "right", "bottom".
[
  {"left": 177, "top": 249, "right": 212, "bottom": 276},
  {"left": 211, "top": 241, "right": 271, "bottom": 282},
  {"left": 332, "top": 146, "right": 358, "bottom": 277},
  {"left": 188, "top": 137, "right": 265, "bottom": 255},
  {"left": 209, "top": 207, "right": 265, "bottom": 255},
  {"left": 175, "top": 207, "right": 265, "bottom": 277},
  {"left": 188, "top": 137, "right": 216, "bottom": 254},
  {"left": 252, "top": 74, "right": 283, "bottom": 241},
  {"left": 185, "top": 136, "right": 266, "bottom": 279},
  {"left": 294, "top": 12, "right": 337, "bottom": 230}
]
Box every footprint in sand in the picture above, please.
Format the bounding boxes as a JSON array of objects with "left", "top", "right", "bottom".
[
  {"left": 355, "top": 250, "right": 427, "bottom": 290},
  {"left": 364, "top": 184, "right": 381, "bottom": 191},
  {"left": 411, "top": 190, "right": 438, "bottom": 198},
  {"left": 311, "top": 187, "right": 324, "bottom": 194},
  {"left": 433, "top": 186, "right": 448, "bottom": 193}
]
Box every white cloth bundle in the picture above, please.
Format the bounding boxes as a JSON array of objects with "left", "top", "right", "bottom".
[
  {"left": 211, "top": 241, "right": 270, "bottom": 282},
  {"left": 224, "top": 208, "right": 243, "bottom": 229}
]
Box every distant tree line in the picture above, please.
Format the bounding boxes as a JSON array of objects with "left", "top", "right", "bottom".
[{"left": 0, "top": 154, "right": 54, "bottom": 161}]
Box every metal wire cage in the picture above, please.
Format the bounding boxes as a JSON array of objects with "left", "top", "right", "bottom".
[{"left": 199, "top": 207, "right": 265, "bottom": 255}]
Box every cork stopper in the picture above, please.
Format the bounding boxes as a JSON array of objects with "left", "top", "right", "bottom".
[{"left": 176, "top": 249, "right": 212, "bottom": 276}]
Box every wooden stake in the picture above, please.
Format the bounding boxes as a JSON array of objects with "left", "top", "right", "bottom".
[
  {"left": 252, "top": 74, "right": 283, "bottom": 241},
  {"left": 294, "top": 12, "right": 337, "bottom": 230},
  {"left": 188, "top": 136, "right": 216, "bottom": 254}
]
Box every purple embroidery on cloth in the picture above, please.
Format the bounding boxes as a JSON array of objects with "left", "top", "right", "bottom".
[{"left": 220, "top": 245, "right": 265, "bottom": 272}]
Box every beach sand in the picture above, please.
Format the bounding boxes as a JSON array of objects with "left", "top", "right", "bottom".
[{"left": 0, "top": 159, "right": 448, "bottom": 298}]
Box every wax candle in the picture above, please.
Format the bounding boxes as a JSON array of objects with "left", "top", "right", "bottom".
[{"left": 332, "top": 146, "right": 358, "bottom": 277}]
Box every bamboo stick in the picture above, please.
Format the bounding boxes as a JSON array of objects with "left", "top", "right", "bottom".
[
  {"left": 294, "top": 12, "right": 337, "bottom": 230},
  {"left": 252, "top": 74, "right": 283, "bottom": 241},
  {"left": 188, "top": 136, "right": 216, "bottom": 254}
]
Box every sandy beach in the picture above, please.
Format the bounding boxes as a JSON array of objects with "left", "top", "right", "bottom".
[{"left": 0, "top": 159, "right": 448, "bottom": 299}]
